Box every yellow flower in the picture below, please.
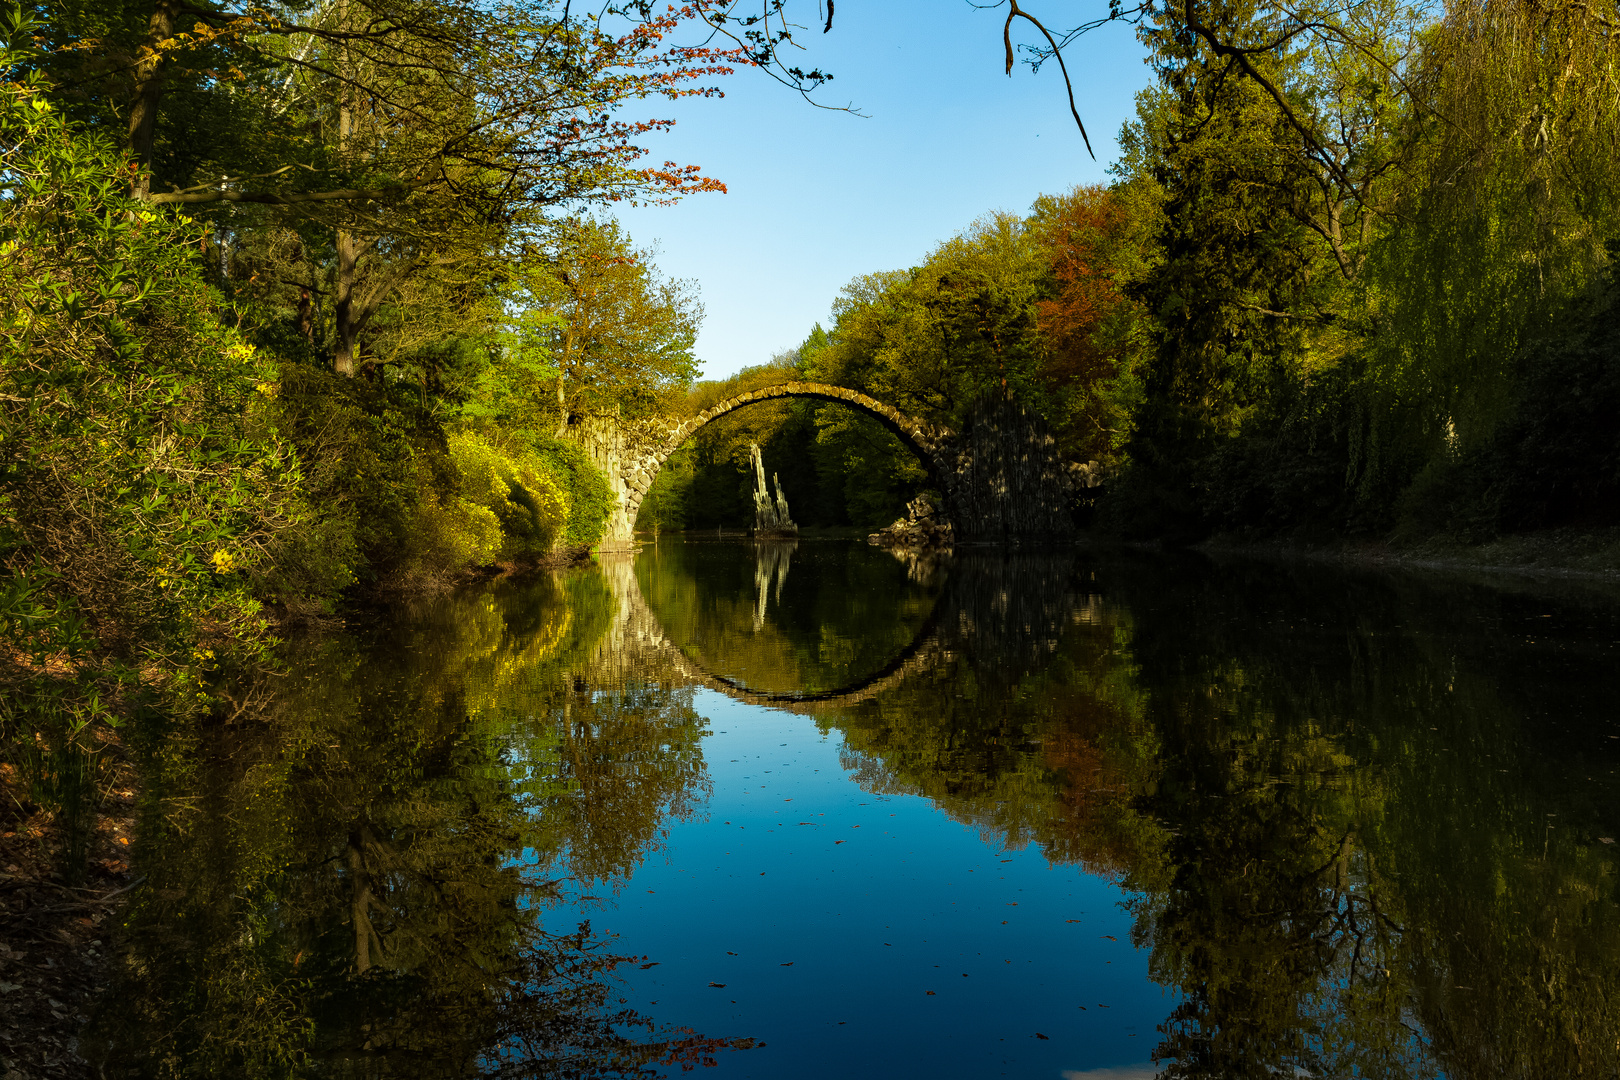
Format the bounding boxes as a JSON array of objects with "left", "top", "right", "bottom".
[{"left": 210, "top": 549, "right": 237, "bottom": 573}]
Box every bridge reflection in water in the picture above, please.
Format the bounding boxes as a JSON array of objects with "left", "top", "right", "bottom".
[
  {"left": 578, "top": 539, "right": 1620, "bottom": 1080},
  {"left": 83, "top": 537, "right": 1620, "bottom": 1079}
]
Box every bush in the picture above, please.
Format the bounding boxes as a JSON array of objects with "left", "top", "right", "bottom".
[
  {"left": 529, "top": 437, "right": 613, "bottom": 546},
  {"left": 446, "top": 431, "right": 569, "bottom": 561}
]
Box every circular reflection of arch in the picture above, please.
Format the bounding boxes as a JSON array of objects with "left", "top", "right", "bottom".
[
  {"left": 620, "top": 382, "right": 956, "bottom": 539},
  {"left": 610, "top": 552, "right": 952, "bottom": 716},
  {"left": 674, "top": 596, "right": 951, "bottom": 715}
]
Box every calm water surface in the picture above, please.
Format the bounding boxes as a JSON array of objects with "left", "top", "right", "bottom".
[{"left": 93, "top": 540, "right": 1620, "bottom": 1078}]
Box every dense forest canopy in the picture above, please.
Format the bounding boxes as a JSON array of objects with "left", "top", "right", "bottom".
[
  {"left": 647, "top": 0, "right": 1620, "bottom": 538},
  {"left": 0, "top": 0, "right": 733, "bottom": 863}
]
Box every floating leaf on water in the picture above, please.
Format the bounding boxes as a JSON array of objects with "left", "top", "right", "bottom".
[
  {"left": 708, "top": 982, "right": 726, "bottom": 988},
  {"left": 639, "top": 962, "right": 660, "bottom": 969},
  {"left": 1035, "top": 1033, "right": 1049, "bottom": 1040}
]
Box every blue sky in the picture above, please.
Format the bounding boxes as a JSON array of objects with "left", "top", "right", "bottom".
[{"left": 611, "top": 2, "right": 1154, "bottom": 380}]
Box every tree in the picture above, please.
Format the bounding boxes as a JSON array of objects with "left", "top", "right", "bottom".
[
  {"left": 513, "top": 217, "right": 703, "bottom": 431},
  {"left": 1029, "top": 184, "right": 1151, "bottom": 461},
  {"left": 0, "top": 23, "right": 302, "bottom": 871},
  {"left": 38, "top": 0, "right": 737, "bottom": 378}
]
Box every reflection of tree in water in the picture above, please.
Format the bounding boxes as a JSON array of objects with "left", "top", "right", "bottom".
[
  {"left": 87, "top": 570, "right": 747, "bottom": 1078},
  {"left": 817, "top": 550, "right": 1620, "bottom": 1079}
]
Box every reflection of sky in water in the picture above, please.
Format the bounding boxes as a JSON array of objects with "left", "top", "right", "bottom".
[{"left": 548, "top": 690, "right": 1173, "bottom": 1079}]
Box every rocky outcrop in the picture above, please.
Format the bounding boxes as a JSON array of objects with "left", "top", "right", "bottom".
[
  {"left": 869, "top": 495, "right": 954, "bottom": 549},
  {"left": 750, "top": 443, "right": 797, "bottom": 537}
]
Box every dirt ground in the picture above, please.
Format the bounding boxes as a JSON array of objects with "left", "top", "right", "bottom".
[{"left": 0, "top": 758, "right": 138, "bottom": 1080}]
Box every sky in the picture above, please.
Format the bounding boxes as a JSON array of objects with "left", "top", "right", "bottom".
[{"left": 610, "top": 1, "right": 1154, "bottom": 381}]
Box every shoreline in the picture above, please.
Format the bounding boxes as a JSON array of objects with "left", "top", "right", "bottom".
[
  {"left": 0, "top": 752, "right": 138, "bottom": 1080},
  {"left": 1185, "top": 526, "right": 1620, "bottom": 588}
]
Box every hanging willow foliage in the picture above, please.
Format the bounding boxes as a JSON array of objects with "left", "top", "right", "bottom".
[{"left": 1361, "top": 0, "right": 1620, "bottom": 473}]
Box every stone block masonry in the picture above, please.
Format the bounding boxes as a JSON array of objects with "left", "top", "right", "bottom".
[{"left": 565, "top": 383, "right": 1077, "bottom": 548}]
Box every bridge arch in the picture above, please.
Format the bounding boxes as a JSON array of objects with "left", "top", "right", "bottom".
[{"left": 610, "top": 382, "right": 958, "bottom": 545}]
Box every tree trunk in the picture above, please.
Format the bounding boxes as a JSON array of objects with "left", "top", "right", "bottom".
[
  {"left": 126, "top": 1, "right": 178, "bottom": 198},
  {"left": 330, "top": 0, "right": 359, "bottom": 376},
  {"left": 334, "top": 229, "right": 360, "bottom": 376},
  {"left": 555, "top": 330, "right": 575, "bottom": 435},
  {"left": 297, "top": 287, "right": 315, "bottom": 342}
]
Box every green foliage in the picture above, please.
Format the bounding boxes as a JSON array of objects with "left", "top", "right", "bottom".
[
  {"left": 447, "top": 430, "right": 569, "bottom": 562},
  {"left": 810, "top": 408, "right": 927, "bottom": 528},
  {"left": 804, "top": 216, "right": 1054, "bottom": 429},
  {"left": 1093, "top": 0, "right": 1620, "bottom": 541},
  {"left": 0, "top": 22, "right": 308, "bottom": 853},
  {"left": 530, "top": 437, "right": 614, "bottom": 547},
  {"left": 515, "top": 217, "right": 704, "bottom": 427},
  {"left": 1395, "top": 273, "right": 1620, "bottom": 539}
]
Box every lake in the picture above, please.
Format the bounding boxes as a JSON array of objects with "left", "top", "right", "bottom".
[{"left": 90, "top": 539, "right": 1620, "bottom": 1078}]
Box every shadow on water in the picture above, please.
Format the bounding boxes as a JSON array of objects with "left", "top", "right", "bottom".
[{"left": 88, "top": 539, "right": 1620, "bottom": 1077}]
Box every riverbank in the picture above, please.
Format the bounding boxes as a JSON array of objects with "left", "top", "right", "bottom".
[
  {"left": 1192, "top": 525, "right": 1620, "bottom": 587},
  {"left": 0, "top": 748, "right": 138, "bottom": 1080}
]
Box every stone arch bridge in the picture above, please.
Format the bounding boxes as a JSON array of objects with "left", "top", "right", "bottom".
[{"left": 565, "top": 382, "right": 1090, "bottom": 548}]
